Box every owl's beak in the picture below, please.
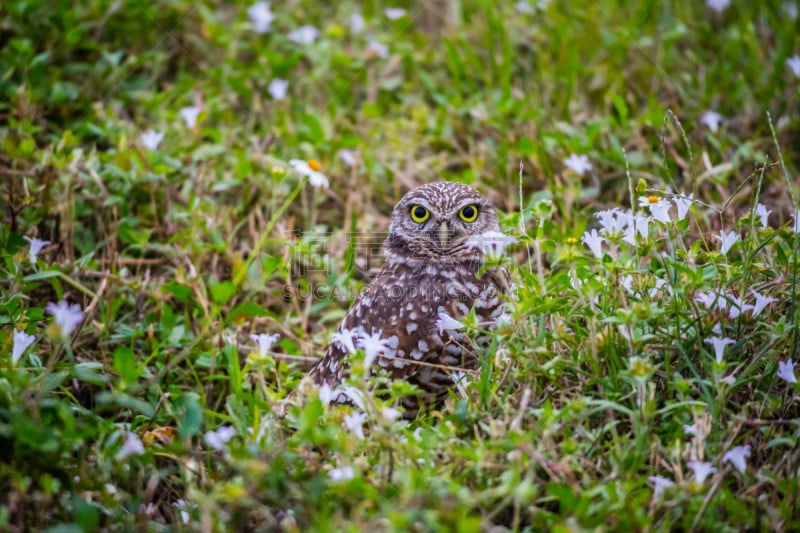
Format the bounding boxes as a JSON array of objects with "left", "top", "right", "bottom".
[{"left": 437, "top": 221, "right": 450, "bottom": 249}]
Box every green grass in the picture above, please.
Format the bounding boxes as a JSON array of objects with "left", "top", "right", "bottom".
[{"left": 2, "top": 0, "right": 800, "bottom": 530}]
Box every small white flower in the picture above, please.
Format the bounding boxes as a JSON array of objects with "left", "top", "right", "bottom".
[
  {"left": 581, "top": 229, "right": 605, "bottom": 259},
  {"left": 721, "top": 374, "right": 736, "bottom": 386},
  {"left": 495, "top": 312, "right": 513, "bottom": 328},
  {"left": 791, "top": 209, "right": 800, "bottom": 233},
  {"left": 250, "top": 333, "right": 279, "bottom": 359},
  {"left": 46, "top": 300, "right": 84, "bottom": 337},
  {"left": 382, "top": 407, "right": 402, "bottom": 422},
  {"left": 515, "top": 1, "right": 535, "bottom": 14},
  {"left": 727, "top": 292, "right": 754, "bottom": 319},
  {"left": 749, "top": 289, "right": 777, "bottom": 318},
  {"left": 179, "top": 105, "right": 201, "bottom": 128},
  {"left": 288, "top": 25, "right": 320, "bottom": 45},
  {"left": 172, "top": 499, "right": 192, "bottom": 524},
  {"left": 350, "top": 12, "right": 365, "bottom": 34},
  {"left": 648, "top": 199, "right": 673, "bottom": 225},
  {"left": 318, "top": 383, "right": 334, "bottom": 405},
  {"left": 22, "top": 236, "right": 50, "bottom": 264},
  {"left": 343, "top": 411, "right": 367, "bottom": 439},
  {"left": 563, "top": 153, "right": 592, "bottom": 176},
  {"left": 105, "top": 483, "right": 118, "bottom": 494},
  {"left": 683, "top": 423, "right": 698, "bottom": 436},
  {"left": 595, "top": 208, "right": 632, "bottom": 238},
  {"left": 778, "top": 359, "right": 798, "bottom": 384},
  {"left": 248, "top": 1, "right": 274, "bottom": 33},
  {"left": 338, "top": 149, "right": 357, "bottom": 166},
  {"left": 704, "top": 336, "right": 735, "bottom": 363},
  {"left": 117, "top": 431, "right": 145, "bottom": 459},
  {"left": 357, "top": 329, "right": 391, "bottom": 370},
  {"left": 716, "top": 230, "right": 740, "bottom": 255},
  {"left": 687, "top": 460, "right": 717, "bottom": 484},
  {"left": 365, "top": 39, "right": 389, "bottom": 58},
  {"left": 706, "top": 0, "right": 730, "bottom": 12},
  {"left": 288, "top": 159, "right": 329, "bottom": 188},
  {"left": 648, "top": 475, "right": 675, "bottom": 498},
  {"left": 268, "top": 78, "right": 289, "bottom": 100},
  {"left": 436, "top": 308, "right": 465, "bottom": 335},
  {"left": 384, "top": 7, "right": 406, "bottom": 19},
  {"left": 140, "top": 130, "right": 164, "bottom": 150},
  {"left": 467, "top": 230, "right": 517, "bottom": 260},
  {"left": 700, "top": 110, "right": 723, "bottom": 132},
  {"left": 673, "top": 193, "right": 694, "bottom": 221},
  {"left": 787, "top": 55, "right": 800, "bottom": 78},
  {"left": 451, "top": 370, "right": 470, "bottom": 397},
  {"left": 204, "top": 425, "right": 236, "bottom": 451},
  {"left": 12, "top": 329, "right": 36, "bottom": 364},
  {"left": 329, "top": 466, "right": 355, "bottom": 481},
  {"left": 783, "top": 2, "right": 799, "bottom": 20},
  {"left": 755, "top": 203, "right": 772, "bottom": 228},
  {"left": 332, "top": 327, "right": 358, "bottom": 354},
  {"left": 621, "top": 275, "right": 634, "bottom": 293},
  {"left": 722, "top": 445, "right": 750, "bottom": 474}
]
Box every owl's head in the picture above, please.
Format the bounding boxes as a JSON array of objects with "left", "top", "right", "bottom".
[{"left": 384, "top": 182, "right": 501, "bottom": 262}]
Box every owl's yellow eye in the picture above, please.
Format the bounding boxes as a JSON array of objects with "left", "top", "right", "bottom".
[
  {"left": 459, "top": 205, "right": 479, "bottom": 222},
  {"left": 409, "top": 205, "right": 430, "bottom": 223}
]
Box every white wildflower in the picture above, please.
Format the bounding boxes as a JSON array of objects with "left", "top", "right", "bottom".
[
  {"left": 673, "top": 193, "right": 694, "bottom": 221},
  {"left": 288, "top": 159, "right": 329, "bottom": 188},
  {"left": 716, "top": 230, "right": 740, "bottom": 255},
  {"left": 288, "top": 25, "right": 320, "bottom": 45},
  {"left": 436, "top": 308, "right": 465, "bottom": 335},
  {"left": 515, "top": 1, "right": 535, "bottom": 14},
  {"left": 349, "top": 12, "right": 365, "bottom": 34},
  {"left": 563, "top": 153, "right": 592, "bottom": 176},
  {"left": 23, "top": 236, "right": 50, "bottom": 264},
  {"left": 792, "top": 209, "right": 800, "bottom": 233},
  {"left": 687, "top": 460, "right": 717, "bottom": 484},
  {"left": 343, "top": 411, "right": 367, "bottom": 440},
  {"left": 250, "top": 333, "right": 279, "bottom": 359},
  {"left": 787, "top": 55, "right": 800, "bottom": 78},
  {"left": 338, "top": 149, "right": 357, "bottom": 166},
  {"left": 721, "top": 374, "right": 736, "bottom": 386},
  {"left": 365, "top": 39, "right": 389, "bottom": 58},
  {"left": 384, "top": 7, "right": 406, "bottom": 19},
  {"left": 722, "top": 445, "right": 750, "bottom": 474},
  {"left": 706, "top": 0, "right": 730, "bottom": 12},
  {"left": 778, "top": 359, "right": 798, "bottom": 384},
  {"left": 704, "top": 336, "right": 735, "bottom": 363},
  {"left": 649, "top": 475, "right": 675, "bottom": 498},
  {"left": 648, "top": 199, "right": 673, "bottom": 225},
  {"left": 268, "top": 78, "right": 289, "bottom": 100},
  {"left": 382, "top": 407, "right": 402, "bottom": 422},
  {"left": 248, "top": 1, "right": 274, "bottom": 33},
  {"left": 139, "top": 130, "right": 164, "bottom": 150},
  {"left": 331, "top": 327, "right": 358, "bottom": 354},
  {"left": 755, "top": 203, "right": 772, "bottom": 228},
  {"left": 581, "top": 229, "right": 604, "bottom": 259},
  {"left": 329, "top": 466, "right": 355, "bottom": 481},
  {"left": 45, "top": 300, "right": 84, "bottom": 337},
  {"left": 357, "top": 329, "right": 391, "bottom": 370},
  {"left": 749, "top": 289, "right": 777, "bottom": 318},
  {"left": 204, "top": 425, "right": 236, "bottom": 451},
  {"left": 179, "top": 106, "right": 201, "bottom": 128},
  {"left": 700, "top": 110, "right": 723, "bottom": 132},
  {"left": 117, "top": 431, "right": 145, "bottom": 459},
  {"left": 466, "top": 230, "right": 517, "bottom": 260},
  {"left": 12, "top": 329, "right": 36, "bottom": 364},
  {"left": 683, "top": 423, "right": 698, "bottom": 436},
  {"left": 172, "top": 500, "right": 192, "bottom": 524}
]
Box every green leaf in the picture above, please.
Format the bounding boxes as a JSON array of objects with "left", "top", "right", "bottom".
[
  {"left": 177, "top": 392, "right": 203, "bottom": 439},
  {"left": 112, "top": 347, "right": 139, "bottom": 385},
  {"left": 209, "top": 280, "right": 235, "bottom": 306}
]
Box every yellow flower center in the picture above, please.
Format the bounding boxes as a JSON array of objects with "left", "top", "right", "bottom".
[
  {"left": 648, "top": 195, "right": 659, "bottom": 204},
  {"left": 566, "top": 237, "right": 578, "bottom": 244},
  {"left": 308, "top": 159, "right": 321, "bottom": 171}
]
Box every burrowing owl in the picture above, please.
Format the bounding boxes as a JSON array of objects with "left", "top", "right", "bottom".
[{"left": 307, "top": 181, "right": 510, "bottom": 416}]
